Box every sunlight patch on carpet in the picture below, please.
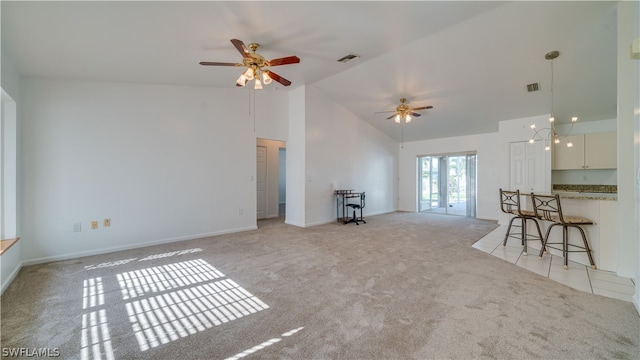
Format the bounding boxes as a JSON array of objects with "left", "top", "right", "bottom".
[
  {"left": 116, "top": 259, "right": 225, "bottom": 300},
  {"left": 116, "top": 259, "right": 269, "bottom": 351},
  {"left": 81, "top": 278, "right": 115, "bottom": 360},
  {"left": 83, "top": 248, "right": 204, "bottom": 270},
  {"left": 225, "top": 327, "right": 304, "bottom": 360}
]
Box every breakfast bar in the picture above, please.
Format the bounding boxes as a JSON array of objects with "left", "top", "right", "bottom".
[{"left": 523, "top": 187, "right": 618, "bottom": 271}]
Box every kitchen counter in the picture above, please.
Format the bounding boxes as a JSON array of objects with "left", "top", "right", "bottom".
[
  {"left": 521, "top": 189, "right": 618, "bottom": 271},
  {"left": 551, "top": 184, "right": 617, "bottom": 201},
  {"left": 552, "top": 191, "right": 617, "bottom": 201}
]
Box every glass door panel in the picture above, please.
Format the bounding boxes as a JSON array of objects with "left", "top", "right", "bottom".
[
  {"left": 418, "top": 156, "right": 440, "bottom": 212},
  {"left": 418, "top": 153, "right": 476, "bottom": 217}
]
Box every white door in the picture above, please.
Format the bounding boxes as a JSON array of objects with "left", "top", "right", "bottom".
[
  {"left": 256, "top": 146, "right": 267, "bottom": 219},
  {"left": 509, "top": 141, "right": 526, "bottom": 190},
  {"left": 509, "top": 141, "right": 545, "bottom": 193}
]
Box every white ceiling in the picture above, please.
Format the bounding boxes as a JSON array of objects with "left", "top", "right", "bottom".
[{"left": 1, "top": 1, "right": 618, "bottom": 142}]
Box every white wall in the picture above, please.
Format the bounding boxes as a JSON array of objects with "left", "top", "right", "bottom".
[
  {"left": 20, "top": 78, "right": 272, "bottom": 264},
  {"left": 254, "top": 90, "right": 289, "bottom": 141},
  {"left": 616, "top": 1, "right": 640, "bottom": 311},
  {"left": 399, "top": 132, "right": 500, "bottom": 221},
  {"left": 304, "top": 86, "right": 398, "bottom": 226},
  {"left": 1, "top": 48, "right": 23, "bottom": 293},
  {"left": 285, "top": 86, "right": 306, "bottom": 227},
  {"left": 633, "top": 0, "right": 640, "bottom": 317}
]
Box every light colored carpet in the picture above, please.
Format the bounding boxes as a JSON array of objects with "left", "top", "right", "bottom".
[{"left": 1, "top": 212, "right": 638, "bottom": 359}]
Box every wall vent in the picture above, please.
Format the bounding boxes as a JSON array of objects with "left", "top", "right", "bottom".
[
  {"left": 337, "top": 54, "right": 360, "bottom": 63},
  {"left": 526, "top": 83, "right": 540, "bottom": 92}
]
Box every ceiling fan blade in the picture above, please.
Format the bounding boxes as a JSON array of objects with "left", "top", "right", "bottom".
[
  {"left": 230, "top": 39, "right": 251, "bottom": 58},
  {"left": 411, "top": 106, "right": 434, "bottom": 111},
  {"left": 386, "top": 114, "right": 396, "bottom": 120},
  {"left": 267, "top": 71, "right": 292, "bottom": 86},
  {"left": 266, "top": 56, "right": 301, "bottom": 67},
  {"left": 199, "top": 61, "right": 242, "bottom": 66},
  {"left": 374, "top": 110, "right": 396, "bottom": 114},
  {"left": 410, "top": 112, "right": 422, "bottom": 117}
]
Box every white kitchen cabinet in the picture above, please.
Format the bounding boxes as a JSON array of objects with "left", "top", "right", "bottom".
[
  {"left": 553, "top": 132, "right": 616, "bottom": 170},
  {"left": 584, "top": 132, "right": 617, "bottom": 169},
  {"left": 553, "top": 135, "right": 584, "bottom": 170}
]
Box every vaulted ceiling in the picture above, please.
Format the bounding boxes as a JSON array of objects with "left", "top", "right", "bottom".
[{"left": 1, "top": 1, "right": 618, "bottom": 142}]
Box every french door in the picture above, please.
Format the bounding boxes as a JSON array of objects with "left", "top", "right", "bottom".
[{"left": 418, "top": 153, "right": 476, "bottom": 217}]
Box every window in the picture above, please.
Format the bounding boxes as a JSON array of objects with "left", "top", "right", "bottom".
[{"left": 1, "top": 88, "right": 18, "bottom": 254}]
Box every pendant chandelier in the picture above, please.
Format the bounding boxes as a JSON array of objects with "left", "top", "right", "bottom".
[{"left": 529, "top": 51, "right": 578, "bottom": 150}]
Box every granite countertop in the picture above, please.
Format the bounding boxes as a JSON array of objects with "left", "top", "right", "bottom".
[{"left": 551, "top": 184, "right": 617, "bottom": 201}]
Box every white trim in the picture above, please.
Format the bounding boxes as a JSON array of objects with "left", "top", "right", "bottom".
[
  {"left": 303, "top": 218, "right": 338, "bottom": 228},
  {"left": 21, "top": 226, "right": 257, "bottom": 267},
  {"left": 284, "top": 220, "right": 306, "bottom": 227},
  {"left": 302, "top": 210, "right": 398, "bottom": 228},
  {"left": 1, "top": 260, "right": 23, "bottom": 295}
]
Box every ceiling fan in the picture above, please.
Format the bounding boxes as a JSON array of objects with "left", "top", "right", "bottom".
[
  {"left": 375, "top": 98, "right": 433, "bottom": 124},
  {"left": 199, "top": 39, "right": 300, "bottom": 89}
]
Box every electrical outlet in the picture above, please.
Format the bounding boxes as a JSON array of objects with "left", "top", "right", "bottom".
[
  {"left": 103, "top": 218, "right": 111, "bottom": 227},
  {"left": 91, "top": 221, "right": 99, "bottom": 230},
  {"left": 238, "top": 208, "right": 243, "bottom": 215},
  {"left": 73, "top": 223, "right": 82, "bottom": 232}
]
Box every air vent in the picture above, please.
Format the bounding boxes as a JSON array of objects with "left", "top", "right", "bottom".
[
  {"left": 337, "top": 54, "right": 360, "bottom": 63},
  {"left": 526, "top": 83, "right": 540, "bottom": 92}
]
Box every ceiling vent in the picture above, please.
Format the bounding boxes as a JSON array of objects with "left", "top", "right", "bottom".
[
  {"left": 337, "top": 54, "right": 360, "bottom": 63},
  {"left": 526, "top": 83, "right": 540, "bottom": 92}
]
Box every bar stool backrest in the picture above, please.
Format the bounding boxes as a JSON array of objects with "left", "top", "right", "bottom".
[
  {"left": 531, "top": 193, "right": 565, "bottom": 223},
  {"left": 500, "top": 189, "right": 521, "bottom": 215}
]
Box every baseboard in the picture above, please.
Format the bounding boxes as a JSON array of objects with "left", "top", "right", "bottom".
[
  {"left": 304, "top": 218, "right": 337, "bottom": 227},
  {"left": 304, "top": 210, "right": 397, "bottom": 228},
  {"left": 21, "top": 225, "right": 258, "bottom": 267},
  {"left": 1, "top": 260, "right": 23, "bottom": 295},
  {"left": 475, "top": 216, "right": 499, "bottom": 222},
  {"left": 284, "top": 220, "right": 305, "bottom": 227}
]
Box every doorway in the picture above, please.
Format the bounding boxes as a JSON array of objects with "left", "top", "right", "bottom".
[
  {"left": 256, "top": 146, "right": 267, "bottom": 220},
  {"left": 278, "top": 148, "right": 286, "bottom": 217},
  {"left": 418, "top": 153, "right": 476, "bottom": 217},
  {"left": 256, "top": 138, "right": 286, "bottom": 220}
]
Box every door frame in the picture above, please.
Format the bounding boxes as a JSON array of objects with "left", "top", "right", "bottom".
[{"left": 417, "top": 151, "right": 477, "bottom": 217}]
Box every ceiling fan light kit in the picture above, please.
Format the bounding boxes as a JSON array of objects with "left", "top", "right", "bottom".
[
  {"left": 375, "top": 98, "right": 433, "bottom": 125},
  {"left": 200, "top": 39, "right": 300, "bottom": 89},
  {"left": 529, "top": 50, "right": 578, "bottom": 151}
]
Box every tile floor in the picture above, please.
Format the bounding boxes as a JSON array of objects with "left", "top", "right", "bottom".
[{"left": 473, "top": 225, "right": 636, "bottom": 303}]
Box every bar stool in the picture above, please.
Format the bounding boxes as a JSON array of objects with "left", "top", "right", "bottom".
[
  {"left": 499, "top": 189, "right": 544, "bottom": 255},
  {"left": 530, "top": 193, "right": 596, "bottom": 270}
]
